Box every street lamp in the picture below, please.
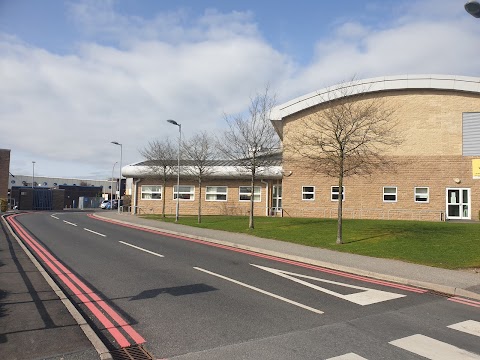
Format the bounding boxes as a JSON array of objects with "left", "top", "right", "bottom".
[
  {"left": 111, "top": 141, "right": 122, "bottom": 214},
  {"left": 32, "top": 161, "right": 35, "bottom": 188},
  {"left": 465, "top": 1, "right": 480, "bottom": 17},
  {"left": 167, "top": 119, "right": 181, "bottom": 222},
  {"left": 111, "top": 161, "right": 118, "bottom": 210}
]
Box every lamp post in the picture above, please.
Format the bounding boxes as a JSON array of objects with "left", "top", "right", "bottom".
[
  {"left": 167, "top": 119, "right": 181, "bottom": 222},
  {"left": 111, "top": 161, "right": 117, "bottom": 210},
  {"left": 111, "top": 141, "right": 122, "bottom": 214},
  {"left": 465, "top": 1, "right": 480, "bottom": 17},
  {"left": 32, "top": 161, "right": 35, "bottom": 188}
]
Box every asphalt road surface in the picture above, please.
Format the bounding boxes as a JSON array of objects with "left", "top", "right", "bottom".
[{"left": 8, "top": 211, "right": 480, "bottom": 359}]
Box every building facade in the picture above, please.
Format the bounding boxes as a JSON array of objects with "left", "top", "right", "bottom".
[
  {"left": 123, "top": 75, "right": 480, "bottom": 221},
  {"left": 0, "top": 149, "right": 11, "bottom": 210},
  {"left": 272, "top": 75, "right": 480, "bottom": 221}
]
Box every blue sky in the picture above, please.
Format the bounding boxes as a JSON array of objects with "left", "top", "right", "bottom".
[{"left": 1, "top": 0, "right": 479, "bottom": 179}]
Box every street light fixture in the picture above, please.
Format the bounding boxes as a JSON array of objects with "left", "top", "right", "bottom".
[
  {"left": 465, "top": 1, "right": 480, "bottom": 17},
  {"left": 167, "top": 119, "right": 181, "bottom": 222},
  {"left": 32, "top": 161, "right": 35, "bottom": 188},
  {"left": 111, "top": 161, "right": 118, "bottom": 210},
  {"left": 111, "top": 141, "right": 123, "bottom": 214}
]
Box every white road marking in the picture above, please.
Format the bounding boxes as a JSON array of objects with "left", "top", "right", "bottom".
[
  {"left": 50, "top": 215, "right": 59, "bottom": 219},
  {"left": 84, "top": 228, "right": 106, "bottom": 237},
  {"left": 63, "top": 220, "right": 77, "bottom": 226},
  {"left": 326, "top": 354, "right": 368, "bottom": 360},
  {"left": 119, "top": 241, "right": 164, "bottom": 257},
  {"left": 194, "top": 267, "right": 324, "bottom": 314},
  {"left": 251, "top": 264, "right": 405, "bottom": 305},
  {"left": 448, "top": 320, "right": 480, "bottom": 337},
  {"left": 389, "top": 334, "right": 480, "bottom": 359}
]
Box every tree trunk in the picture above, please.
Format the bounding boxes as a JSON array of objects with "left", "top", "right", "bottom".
[
  {"left": 336, "top": 162, "right": 344, "bottom": 244},
  {"left": 249, "top": 173, "right": 255, "bottom": 229},
  {"left": 198, "top": 177, "right": 202, "bottom": 223}
]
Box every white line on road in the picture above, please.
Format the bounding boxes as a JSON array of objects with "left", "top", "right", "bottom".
[
  {"left": 389, "top": 334, "right": 480, "bottom": 359},
  {"left": 448, "top": 320, "right": 480, "bottom": 337},
  {"left": 84, "top": 228, "right": 107, "bottom": 237},
  {"left": 119, "top": 241, "right": 164, "bottom": 257},
  {"left": 63, "top": 220, "right": 77, "bottom": 226},
  {"left": 326, "top": 353, "right": 368, "bottom": 360},
  {"left": 50, "top": 215, "right": 59, "bottom": 219},
  {"left": 194, "top": 267, "right": 324, "bottom": 314},
  {"left": 251, "top": 264, "right": 405, "bottom": 305}
]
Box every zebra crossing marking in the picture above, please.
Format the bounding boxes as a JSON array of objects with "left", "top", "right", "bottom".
[{"left": 448, "top": 320, "right": 480, "bottom": 338}]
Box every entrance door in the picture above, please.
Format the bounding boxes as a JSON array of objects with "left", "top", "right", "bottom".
[
  {"left": 446, "top": 188, "right": 470, "bottom": 220},
  {"left": 272, "top": 185, "right": 282, "bottom": 214}
]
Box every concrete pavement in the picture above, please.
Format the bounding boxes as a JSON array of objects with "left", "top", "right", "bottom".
[{"left": 1, "top": 210, "right": 479, "bottom": 360}]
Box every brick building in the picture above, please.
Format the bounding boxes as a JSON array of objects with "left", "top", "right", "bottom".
[
  {"left": 0, "top": 149, "right": 11, "bottom": 202},
  {"left": 123, "top": 75, "right": 480, "bottom": 221}
]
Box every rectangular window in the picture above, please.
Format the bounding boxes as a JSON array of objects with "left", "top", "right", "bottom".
[
  {"left": 383, "top": 186, "right": 397, "bottom": 202},
  {"left": 414, "top": 187, "right": 429, "bottom": 203},
  {"left": 331, "top": 186, "right": 345, "bottom": 201},
  {"left": 206, "top": 186, "right": 227, "bottom": 201},
  {"left": 302, "top": 186, "right": 315, "bottom": 200},
  {"left": 141, "top": 185, "right": 162, "bottom": 200},
  {"left": 174, "top": 185, "right": 195, "bottom": 200},
  {"left": 239, "top": 186, "right": 261, "bottom": 202}
]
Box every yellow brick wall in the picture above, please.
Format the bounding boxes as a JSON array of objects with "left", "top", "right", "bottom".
[
  {"left": 132, "top": 178, "right": 274, "bottom": 217},
  {"left": 281, "top": 89, "right": 480, "bottom": 221}
]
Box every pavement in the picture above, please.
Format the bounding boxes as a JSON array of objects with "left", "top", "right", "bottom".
[{"left": 1, "top": 210, "right": 480, "bottom": 360}]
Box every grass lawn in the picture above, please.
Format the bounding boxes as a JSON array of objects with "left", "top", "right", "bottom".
[{"left": 140, "top": 214, "right": 480, "bottom": 270}]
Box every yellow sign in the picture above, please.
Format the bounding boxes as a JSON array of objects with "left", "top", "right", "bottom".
[{"left": 473, "top": 159, "right": 480, "bottom": 179}]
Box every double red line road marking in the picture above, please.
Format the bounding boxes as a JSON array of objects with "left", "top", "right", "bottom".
[{"left": 6, "top": 213, "right": 145, "bottom": 349}]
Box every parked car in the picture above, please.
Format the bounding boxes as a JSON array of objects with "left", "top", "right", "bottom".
[{"left": 100, "top": 200, "right": 110, "bottom": 209}]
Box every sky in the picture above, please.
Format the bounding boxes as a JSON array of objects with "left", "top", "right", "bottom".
[{"left": 1, "top": 0, "right": 480, "bottom": 180}]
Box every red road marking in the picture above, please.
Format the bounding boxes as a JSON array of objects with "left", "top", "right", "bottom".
[
  {"left": 7, "top": 214, "right": 145, "bottom": 347},
  {"left": 448, "top": 297, "right": 480, "bottom": 308},
  {"left": 90, "top": 214, "right": 427, "bottom": 294}
]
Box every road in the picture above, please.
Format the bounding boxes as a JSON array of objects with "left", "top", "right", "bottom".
[{"left": 7, "top": 211, "right": 480, "bottom": 360}]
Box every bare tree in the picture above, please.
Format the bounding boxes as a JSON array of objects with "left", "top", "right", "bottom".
[
  {"left": 217, "top": 88, "right": 280, "bottom": 229},
  {"left": 139, "top": 138, "right": 177, "bottom": 218},
  {"left": 286, "top": 80, "right": 402, "bottom": 244},
  {"left": 182, "top": 131, "right": 217, "bottom": 223}
]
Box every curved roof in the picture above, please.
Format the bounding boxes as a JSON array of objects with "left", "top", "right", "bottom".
[{"left": 270, "top": 74, "right": 480, "bottom": 121}]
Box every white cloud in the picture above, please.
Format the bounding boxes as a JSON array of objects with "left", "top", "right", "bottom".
[{"left": 2, "top": 0, "right": 480, "bottom": 178}]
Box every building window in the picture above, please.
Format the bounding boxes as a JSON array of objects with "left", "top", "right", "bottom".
[
  {"left": 414, "top": 187, "right": 429, "bottom": 203},
  {"left": 206, "top": 186, "right": 227, "bottom": 201},
  {"left": 331, "top": 186, "right": 345, "bottom": 201},
  {"left": 174, "top": 185, "right": 195, "bottom": 200},
  {"left": 302, "top": 186, "right": 315, "bottom": 200},
  {"left": 239, "top": 186, "right": 261, "bottom": 202},
  {"left": 141, "top": 185, "right": 162, "bottom": 200},
  {"left": 383, "top": 186, "right": 397, "bottom": 202}
]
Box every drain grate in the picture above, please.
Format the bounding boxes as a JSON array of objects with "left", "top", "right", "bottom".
[{"left": 109, "top": 345, "right": 154, "bottom": 360}]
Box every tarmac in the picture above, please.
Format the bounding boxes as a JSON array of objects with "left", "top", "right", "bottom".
[{"left": 1, "top": 210, "right": 480, "bottom": 360}]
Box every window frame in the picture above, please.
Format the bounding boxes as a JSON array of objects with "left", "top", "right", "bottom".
[
  {"left": 331, "top": 186, "right": 345, "bottom": 202},
  {"left": 141, "top": 185, "right": 163, "bottom": 200},
  {"left": 302, "top": 186, "right": 315, "bottom": 201},
  {"left": 239, "top": 186, "right": 261, "bottom": 202},
  {"left": 414, "top": 187, "right": 429, "bottom": 203},
  {"left": 383, "top": 186, "right": 397, "bottom": 203},
  {"left": 173, "top": 185, "right": 195, "bottom": 201},
  {"left": 205, "top": 186, "right": 228, "bottom": 202}
]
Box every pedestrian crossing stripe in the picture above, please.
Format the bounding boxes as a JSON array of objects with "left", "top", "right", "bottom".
[
  {"left": 389, "top": 334, "right": 480, "bottom": 359},
  {"left": 250, "top": 264, "right": 406, "bottom": 305},
  {"left": 448, "top": 320, "right": 480, "bottom": 337}
]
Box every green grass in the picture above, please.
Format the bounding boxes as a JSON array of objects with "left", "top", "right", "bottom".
[{"left": 140, "top": 214, "right": 480, "bottom": 270}]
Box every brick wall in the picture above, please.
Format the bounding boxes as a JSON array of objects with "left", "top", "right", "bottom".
[
  {"left": 0, "top": 149, "right": 11, "bottom": 200},
  {"left": 281, "top": 90, "right": 480, "bottom": 221},
  {"left": 132, "top": 178, "right": 277, "bottom": 217}
]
